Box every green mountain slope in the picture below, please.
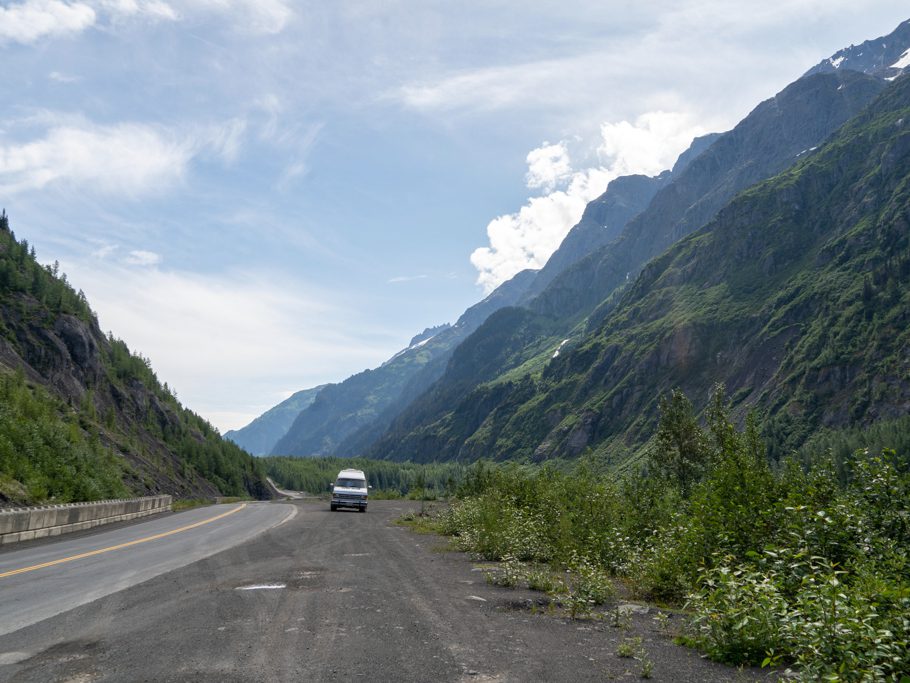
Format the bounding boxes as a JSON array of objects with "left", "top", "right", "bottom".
[
  {"left": 369, "top": 74, "right": 910, "bottom": 464},
  {"left": 224, "top": 384, "right": 326, "bottom": 455},
  {"left": 0, "top": 216, "right": 270, "bottom": 505},
  {"left": 366, "top": 306, "right": 562, "bottom": 462}
]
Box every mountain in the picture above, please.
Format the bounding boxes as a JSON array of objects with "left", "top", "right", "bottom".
[
  {"left": 524, "top": 73, "right": 910, "bottom": 461},
  {"left": 0, "top": 215, "right": 270, "bottom": 506},
  {"left": 368, "top": 72, "right": 910, "bottom": 464},
  {"left": 365, "top": 65, "right": 890, "bottom": 463},
  {"left": 224, "top": 385, "right": 327, "bottom": 455},
  {"left": 804, "top": 18, "right": 910, "bottom": 80},
  {"left": 269, "top": 269, "right": 538, "bottom": 456}
]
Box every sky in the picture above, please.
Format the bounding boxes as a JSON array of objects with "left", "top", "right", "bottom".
[{"left": 1, "top": 1, "right": 907, "bottom": 432}]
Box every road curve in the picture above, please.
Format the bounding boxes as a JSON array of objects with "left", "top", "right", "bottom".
[{"left": 0, "top": 502, "right": 295, "bottom": 638}]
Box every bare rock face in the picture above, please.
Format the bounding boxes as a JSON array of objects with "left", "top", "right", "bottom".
[{"left": 54, "top": 315, "right": 103, "bottom": 381}]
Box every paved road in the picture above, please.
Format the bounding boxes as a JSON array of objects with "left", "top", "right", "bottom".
[
  {"left": 0, "top": 502, "right": 296, "bottom": 638},
  {"left": 0, "top": 500, "right": 762, "bottom": 682},
  {"left": 267, "top": 477, "right": 307, "bottom": 500}
]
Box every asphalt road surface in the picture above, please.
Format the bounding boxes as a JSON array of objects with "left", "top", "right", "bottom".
[
  {"left": 0, "top": 500, "right": 765, "bottom": 682},
  {"left": 0, "top": 502, "right": 296, "bottom": 638}
]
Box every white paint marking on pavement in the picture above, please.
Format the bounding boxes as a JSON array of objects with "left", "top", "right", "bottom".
[
  {"left": 235, "top": 584, "right": 286, "bottom": 591},
  {"left": 0, "top": 652, "right": 31, "bottom": 665},
  {"left": 273, "top": 505, "right": 299, "bottom": 528},
  {"left": 467, "top": 595, "right": 487, "bottom": 602}
]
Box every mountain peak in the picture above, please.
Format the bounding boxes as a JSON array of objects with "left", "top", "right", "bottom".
[{"left": 804, "top": 18, "right": 910, "bottom": 80}]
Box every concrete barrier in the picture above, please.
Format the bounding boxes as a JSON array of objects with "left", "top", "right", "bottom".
[{"left": 0, "top": 495, "right": 172, "bottom": 545}]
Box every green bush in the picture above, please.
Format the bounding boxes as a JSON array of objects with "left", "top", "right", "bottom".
[
  {"left": 562, "top": 552, "right": 614, "bottom": 618},
  {"left": 0, "top": 370, "right": 130, "bottom": 504},
  {"left": 433, "top": 387, "right": 910, "bottom": 677},
  {"left": 687, "top": 559, "right": 788, "bottom": 664}
]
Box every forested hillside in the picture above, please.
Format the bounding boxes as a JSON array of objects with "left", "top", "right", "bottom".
[{"left": 0, "top": 214, "right": 269, "bottom": 506}]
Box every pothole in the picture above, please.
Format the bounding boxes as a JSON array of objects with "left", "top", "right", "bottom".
[
  {"left": 227, "top": 566, "right": 326, "bottom": 592},
  {"left": 495, "top": 596, "right": 555, "bottom": 612}
]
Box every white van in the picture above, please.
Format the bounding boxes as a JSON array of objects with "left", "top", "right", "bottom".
[{"left": 330, "top": 468, "right": 369, "bottom": 512}]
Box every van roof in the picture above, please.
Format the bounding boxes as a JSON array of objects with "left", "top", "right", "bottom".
[{"left": 337, "top": 468, "right": 366, "bottom": 478}]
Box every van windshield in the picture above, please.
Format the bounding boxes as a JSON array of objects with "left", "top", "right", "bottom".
[{"left": 336, "top": 478, "right": 366, "bottom": 489}]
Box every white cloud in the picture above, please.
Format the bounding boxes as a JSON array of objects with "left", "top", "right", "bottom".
[
  {"left": 124, "top": 249, "right": 161, "bottom": 266},
  {"left": 0, "top": 0, "right": 97, "bottom": 44},
  {"left": 0, "top": 122, "right": 194, "bottom": 196},
  {"left": 471, "top": 111, "right": 706, "bottom": 292},
  {"left": 0, "top": 116, "right": 254, "bottom": 197},
  {"left": 393, "top": 51, "right": 637, "bottom": 119},
  {"left": 92, "top": 243, "right": 118, "bottom": 259},
  {"left": 525, "top": 142, "right": 572, "bottom": 192},
  {"left": 470, "top": 170, "right": 609, "bottom": 293},
  {"left": 202, "top": 117, "right": 247, "bottom": 164},
  {"left": 97, "top": 0, "right": 177, "bottom": 20},
  {"left": 48, "top": 70, "right": 81, "bottom": 83},
  {"left": 388, "top": 274, "right": 428, "bottom": 284},
  {"left": 0, "top": 0, "right": 290, "bottom": 44},
  {"left": 598, "top": 111, "right": 705, "bottom": 178},
  {"left": 172, "top": 0, "right": 293, "bottom": 34},
  {"left": 63, "top": 260, "right": 395, "bottom": 431}
]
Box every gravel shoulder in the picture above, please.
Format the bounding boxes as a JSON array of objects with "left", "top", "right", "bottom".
[{"left": 0, "top": 500, "right": 773, "bottom": 682}]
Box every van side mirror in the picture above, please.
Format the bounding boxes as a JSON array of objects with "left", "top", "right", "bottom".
[
  {"left": 329, "top": 483, "right": 334, "bottom": 491},
  {"left": 368, "top": 485, "right": 373, "bottom": 490}
]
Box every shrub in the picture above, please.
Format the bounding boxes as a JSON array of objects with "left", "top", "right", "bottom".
[
  {"left": 686, "top": 559, "right": 788, "bottom": 665},
  {"left": 427, "top": 388, "right": 910, "bottom": 677}
]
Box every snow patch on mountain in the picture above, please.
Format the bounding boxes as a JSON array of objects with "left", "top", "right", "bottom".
[{"left": 892, "top": 48, "right": 910, "bottom": 70}]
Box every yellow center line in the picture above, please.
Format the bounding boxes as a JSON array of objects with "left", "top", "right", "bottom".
[{"left": 0, "top": 503, "right": 247, "bottom": 580}]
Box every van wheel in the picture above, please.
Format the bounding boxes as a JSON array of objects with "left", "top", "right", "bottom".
[
  {"left": 359, "top": 507, "right": 366, "bottom": 513},
  {"left": 330, "top": 504, "right": 337, "bottom": 511}
]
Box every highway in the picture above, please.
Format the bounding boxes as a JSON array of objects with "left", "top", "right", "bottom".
[
  {"left": 0, "top": 502, "right": 296, "bottom": 638},
  {"left": 0, "top": 500, "right": 760, "bottom": 682}
]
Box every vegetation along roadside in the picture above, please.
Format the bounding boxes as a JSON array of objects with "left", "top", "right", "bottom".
[{"left": 389, "top": 386, "right": 910, "bottom": 681}]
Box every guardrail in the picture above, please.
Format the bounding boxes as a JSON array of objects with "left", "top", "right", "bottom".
[{"left": 0, "top": 495, "right": 173, "bottom": 546}]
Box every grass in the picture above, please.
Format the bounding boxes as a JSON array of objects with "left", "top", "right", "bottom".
[{"left": 171, "top": 498, "right": 214, "bottom": 512}]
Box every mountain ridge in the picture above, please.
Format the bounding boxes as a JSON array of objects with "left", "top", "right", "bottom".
[
  {"left": 225, "top": 385, "right": 327, "bottom": 455},
  {"left": 270, "top": 269, "right": 538, "bottom": 456}
]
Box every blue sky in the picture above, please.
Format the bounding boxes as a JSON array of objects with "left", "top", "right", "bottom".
[{"left": 1, "top": 1, "right": 907, "bottom": 431}]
